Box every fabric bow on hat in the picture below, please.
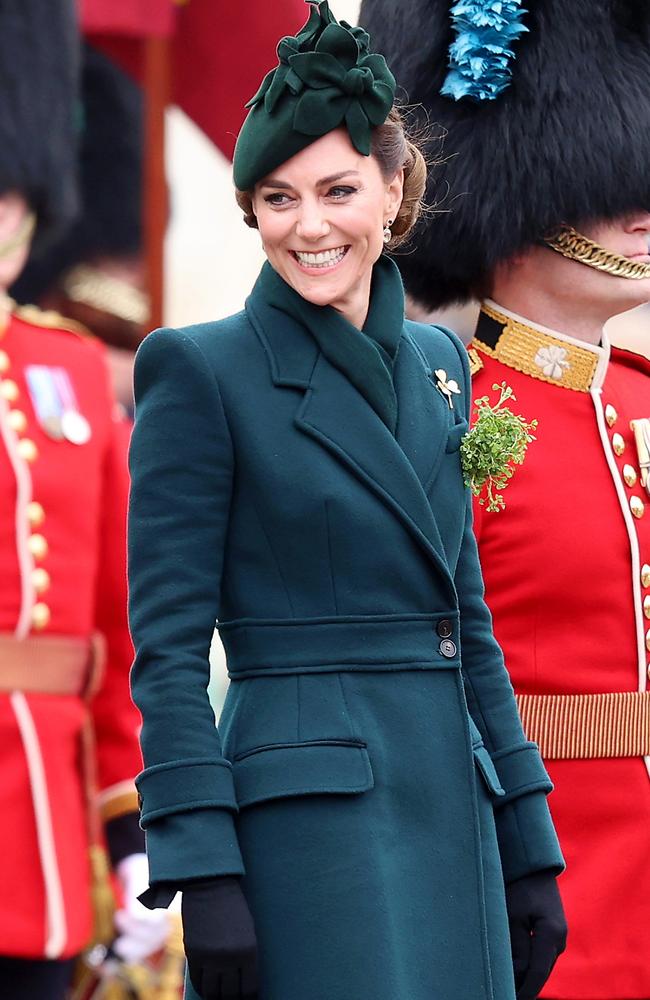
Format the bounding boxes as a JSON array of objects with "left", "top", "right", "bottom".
[
  {"left": 246, "top": 2, "right": 374, "bottom": 116},
  {"left": 287, "top": 24, "right": 395, "bottom": 155},
  {"left": 232, "top": 1, "right": 394, "bottom": 191}
]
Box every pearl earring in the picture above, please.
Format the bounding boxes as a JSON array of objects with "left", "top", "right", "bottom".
[{"left": 383, "top": 219, "right": 393, "bottom": 244}]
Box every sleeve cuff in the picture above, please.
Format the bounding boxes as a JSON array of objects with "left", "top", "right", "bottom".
[
  {"left": 136, "top": 758, "right": 238, "bottom": 827},
  {"left": 144, "top": 806, "right": 245, "bottom": 883},
  {"left": 495, "top": 790, "right": 565, "bottom": 883},
  {"left": 491, "top": 742, "right": 553, "bottom": 805}
]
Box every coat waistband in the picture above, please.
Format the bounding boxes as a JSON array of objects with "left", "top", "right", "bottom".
[{"left": 218, "top": 614, "right": 460, "bottom": 678}]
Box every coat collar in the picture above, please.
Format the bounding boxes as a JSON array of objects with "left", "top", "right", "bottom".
[{"left": 245, "top": 270, "right": 456, "bottom": 597}]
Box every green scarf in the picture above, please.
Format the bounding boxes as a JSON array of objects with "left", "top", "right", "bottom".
[{"left": 258, "top": 254, "right": 404, "bottom": 433}]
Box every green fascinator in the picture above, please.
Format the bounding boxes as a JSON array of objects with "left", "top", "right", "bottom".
[{"left": 232, "top": 1, "right": 396, "bottom": 191}]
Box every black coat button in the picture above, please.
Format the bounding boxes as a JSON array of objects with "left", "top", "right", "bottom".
[
  {"left": 439, "top": 639, "right": 457, "bottom": 659},
  {"left": 437, "top": 619, "right": 453, "bottom": 638}
]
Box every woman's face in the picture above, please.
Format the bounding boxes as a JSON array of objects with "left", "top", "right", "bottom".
[{"left": 252, "top": 128, "right": 403, "bottom": 323}]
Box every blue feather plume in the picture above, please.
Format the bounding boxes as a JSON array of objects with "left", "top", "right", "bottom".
[{"left": 441, "top": 0, "right": 528, "bottom": 102}]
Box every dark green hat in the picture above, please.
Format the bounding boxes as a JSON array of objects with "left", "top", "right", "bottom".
[{"left": 232, "top": 1, "right": 396, "bottom": 191}]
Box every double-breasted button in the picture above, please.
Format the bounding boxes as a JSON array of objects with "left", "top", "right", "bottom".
[
  {"left": 28, "top": 533, "right": 48, "bottom": 561},
  {"left": 17, "top": 439, "right": 38, "bottom": 463},
  {"left": 31, "top": 602, "right": 50, "bottom": 631},
  {"left": 0, "top": 379, "right": 19, "bottom": 403},
  {"left": 623, "top": 464, "right": 638, "bottom": 488},
  {"left": 32, "top": 567, "right": 50, "bottom": 594},
  {"left": 605, "top": 404, "right": 618, "bottom": 427},
  {"left": 644, "top": 596, "right": 650, "bottom": 621},
  {"left": 630, "top": 496, "right": 645, "bottom": 519},
  {"left": 642, "top": 564, "right": 650, "bottom": 589},
  {"left": 7, "top": 409, "right": 27, "bottom": 434},
  {"left": 27, "top": 501, "right": 45, "bottom": 528},
  {"left": 646, "top": 629, "right": 650, "bottom": 653},
  {"left": 437, "top": 619, "right": 453, "bottom": 638},
  {"left": 439, "top": 639, "right": 457, "bottom": 659}
]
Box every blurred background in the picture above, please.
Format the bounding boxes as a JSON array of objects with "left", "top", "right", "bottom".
[{"left": 164, "top": 0, "right": 649, "bottom": 353}]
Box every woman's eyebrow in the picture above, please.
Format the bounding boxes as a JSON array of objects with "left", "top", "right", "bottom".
[{"left": 260, "top": 170, "right": 361, "bottom": 189}]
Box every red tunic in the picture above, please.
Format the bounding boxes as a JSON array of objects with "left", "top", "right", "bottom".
[
  {"left": 0, "top": 306, "right": 142, "bottom": 959},
  {"left": 471, "top": 302, "right": 650, "bottom": 999}
]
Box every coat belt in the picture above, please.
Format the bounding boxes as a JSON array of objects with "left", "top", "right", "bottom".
[
  {"left": 516, "top": 691, "right": 650, "bottom": 758},
  {"left": 0, "top": 632, "right": 106, "bottom": 698},
  {"left": 218, "top": 614, "right": 461, "bottom": 678}
]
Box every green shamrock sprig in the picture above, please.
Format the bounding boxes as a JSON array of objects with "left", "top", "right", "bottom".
[{"left": 460, "top": 381, "right": 537, "bottom": 512}]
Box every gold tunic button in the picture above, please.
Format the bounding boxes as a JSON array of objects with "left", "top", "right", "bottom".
[
  {"left": 605, "top": 404, "right": 618, "bottom": 427},
  {"left": 645, "top": 595, "right": 650, "bottom": 620},
  {"left": 28, "top": 533, "right": 48, "bottom": 561},
  {"left": 27, "top": 501, "right": 45, "bottom": 527},
  {"left": 31, "top": 566, "right": 50, "bottom": 594},
  {"left": 623, "top": 464, "right": 638, "bottom": 488},
  {"left": 17, "top": 438, "right": 38, "bottom": 463},
  {"left": 612, "top": 432, "right": 625, "bottom": 456},
  {"left": 0, "top": 379, "right": 19, "bottom": 402},
  {"left": 642, "top": 564, "right": 650, "bottom": 588},
  {"left": 7, "top": 409, "right": 27, "bottom": 433},
  {"left": 0, "top": 349, "right": 9, "bottom": 374},
  {"left": 630, "top": 496, "right": 645, "bottom": 519},
  {"left": 646, "top": 629, "right": 650, "bottom": 653},
  {"left": 31, "top": 602, "right": 50, "bottom": 631}
]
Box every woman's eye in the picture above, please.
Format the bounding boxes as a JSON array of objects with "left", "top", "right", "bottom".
[
  {"left": 264, "top": 192, "right": 292, "bottom": 206},
  {"left": 328, "top": 185, "right": 357, "bottom": 199}
]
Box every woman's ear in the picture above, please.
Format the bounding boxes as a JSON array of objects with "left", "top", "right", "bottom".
[{"left": 385, "top": 168, "right": 404, "bottom": 221}]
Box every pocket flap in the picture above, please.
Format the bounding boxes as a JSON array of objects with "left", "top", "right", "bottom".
[
  {"left": 445, "top": 418, "right": 469, "bottom": 453},
  {"left": 473, "top": 745, "right": 506, "bottom": 798},
  {"left": 233, "top": 739, "right": 374, "bottom": 808}
]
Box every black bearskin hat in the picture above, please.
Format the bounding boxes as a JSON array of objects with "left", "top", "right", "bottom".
[
  {"left": 359, "top": 0, "right": 650, "bottom": 308},
  {"left": 12, "top": 43, "right": 144, "bottom": 305},
  {"left": 0, "top": 1, "right": 80, "bottom": 245}
]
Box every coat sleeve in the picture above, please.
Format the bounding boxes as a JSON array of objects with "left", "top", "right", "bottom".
[
  {"left": 445, "top": 329, "right": 564, "bottom": 884},
  {"left": 128, "top": 326, "right": 244, "bottom": 883},
  {"left": 92, "top": 408, "right": 142, "bottom": 814}
]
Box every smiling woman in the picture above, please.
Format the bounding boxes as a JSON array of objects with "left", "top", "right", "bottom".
[{"left": 127, "top": 4, "right": 566, "bottom": 1000}]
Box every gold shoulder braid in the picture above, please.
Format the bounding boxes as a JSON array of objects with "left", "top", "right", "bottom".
[
  {"left": 545, "top": 224, "right": 650, "bottom": 280},
  {"left": 467, "top": 346, "right": 484, "bottom": 376},
  {"left": 14, "top": 302, "right": 94, "bottom": 339},
  {"left": 472, "top": 302, "right": 599, "bottom": 393}
]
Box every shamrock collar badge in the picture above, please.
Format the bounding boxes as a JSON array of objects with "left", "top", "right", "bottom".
[{"left": 434, "top": 369, "right": 461, "bottom": 409}]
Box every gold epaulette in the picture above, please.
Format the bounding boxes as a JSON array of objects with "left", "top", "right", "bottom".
[
  {"left": 14, "top": 303, "right": 95, "bottom": 341},
  {"left": 467, "top": 346, "right": 484, "bottom": 376}
]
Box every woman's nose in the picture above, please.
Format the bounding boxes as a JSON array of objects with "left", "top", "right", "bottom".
[{"left": 295, "top": 202, "right": 330, "bottom": 240}]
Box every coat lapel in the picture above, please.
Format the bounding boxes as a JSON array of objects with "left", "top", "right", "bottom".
[
  {"left": 246, "top": 287, "right": 456, "bottom": 599},
  {"left": 393, "top": 332, "right": 450, "bottom": 491}
]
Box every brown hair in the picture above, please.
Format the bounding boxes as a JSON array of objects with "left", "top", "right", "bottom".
[{"left": 235, "top": 105, "right": 427, "bottom": 250}]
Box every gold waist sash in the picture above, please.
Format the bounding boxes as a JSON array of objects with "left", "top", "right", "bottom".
[
  {"left": 516, "top": 690, "right": 650, "bottom": 759},
  {"left": 0, "top": 632, "right": 105, "bottom": 698}
]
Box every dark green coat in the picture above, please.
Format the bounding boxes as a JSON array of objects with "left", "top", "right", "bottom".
[{"left": 128, "top": 263, "right": 563, "bottom": 1000}]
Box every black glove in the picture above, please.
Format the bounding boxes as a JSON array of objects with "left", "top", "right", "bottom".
[
  {"left": 181, "top": 876, "right": 258, "bottom": 1000},
  {"left": 505, "top": 870, "right": 567, "bottom": 1000}
]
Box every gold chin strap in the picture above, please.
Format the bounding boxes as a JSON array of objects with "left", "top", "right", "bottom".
[
  {"left": 0, "top": 211, "right": 36, "bottom": 260},
  {"left": 545, "top": 224, "right": 650, "bottom": 280}
]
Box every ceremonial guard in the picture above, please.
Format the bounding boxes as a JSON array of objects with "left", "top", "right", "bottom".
[
  {"left": 0, "top": 4, "right": 167, "bottom": 997},
  {"left": 360, "top": 1, "right": 650, "bottom": 997}
]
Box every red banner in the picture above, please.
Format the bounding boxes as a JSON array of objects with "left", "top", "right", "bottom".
[
  {"left": 84, "top": 0, "right": 307, "bottom": 158},
  {"left": 78, "top": 0, "right": 175, "bottom": 37}
]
